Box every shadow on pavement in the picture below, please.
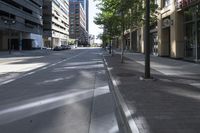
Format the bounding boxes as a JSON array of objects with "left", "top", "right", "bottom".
[{"left": 105, "top": 54, "right": 200, "bottom": 133}]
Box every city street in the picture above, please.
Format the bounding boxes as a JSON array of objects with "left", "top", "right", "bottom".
[{"left": 0, "top": 48, "right": 120, "bottom": 133}]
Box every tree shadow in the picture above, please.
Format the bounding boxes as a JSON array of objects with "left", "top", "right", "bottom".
[{"left": 105, "top": 54, "right": 200, "bottom": 133}]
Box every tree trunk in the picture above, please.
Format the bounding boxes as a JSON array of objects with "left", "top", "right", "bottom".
[
  {"left": 130, "top": 28, "right": 132, "bottom": 51},
  {"left": 121, "top": 24, "right": 125, "bottom": 63},
  {"left": 129, "top": 9, "right": 133, "bottom": 51},
  {"left": 109, "top": 38, "right": 112, "bottom": 54}
]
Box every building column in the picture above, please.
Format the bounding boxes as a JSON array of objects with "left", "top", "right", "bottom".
[
  {"left": 19, "top": 32, "right": 22, "bottom": 51},
  {"left": 51, "top": 37, "right": 53, "bottom": 49},
  {"left": 171, "top": 11, "right": 184, "bottom": 58},
  {"left": 157, "top": 13, "right": 163, "bottom": 56},
  {"left": 140, "top": 26, "right": 145, "bottom": 53},
  {"left": 0, "top": 31, "right": 3, "bottom": 50}
]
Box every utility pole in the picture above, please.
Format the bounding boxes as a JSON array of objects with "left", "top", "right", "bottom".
[
  {"left": 121, "top": 10, "right": 125, "bottom": 63},
  {"left": 145, "top": 0, "right": 150, "bottom": 78}
]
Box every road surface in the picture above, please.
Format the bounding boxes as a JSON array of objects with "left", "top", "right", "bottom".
[{"left": 0, "top": 48, "right": 121, "bottom": 133}]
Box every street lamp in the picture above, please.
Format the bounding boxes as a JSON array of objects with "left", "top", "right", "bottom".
[
  {"left": 144, "top": 0, "right": 150, "bottom": 78},
  {"left": 4, "top": 14, "right": 16, "bottom": 54}
]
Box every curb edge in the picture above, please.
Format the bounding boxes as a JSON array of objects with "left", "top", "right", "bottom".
[{"left": 103, "top": 55, "right": 140, "bottom": 133}]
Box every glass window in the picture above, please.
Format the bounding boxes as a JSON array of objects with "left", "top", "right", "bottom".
[
  {"left": 197, "top": 4, "right": 200, "bottom": 19},
  {"left": 185, "top": 22, "right": 196, "bottom": 58},
  {"left": 163, "top": 0, "right": 170, "bottom": 7},
  {"left": 184, "top": 6, "right": 197, "bottom": 21}
]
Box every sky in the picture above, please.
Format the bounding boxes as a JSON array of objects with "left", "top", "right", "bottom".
[{"left": 89, "top": 0, "right": 103, "bottom": 43}]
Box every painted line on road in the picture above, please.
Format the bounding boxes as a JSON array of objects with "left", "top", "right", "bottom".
[
  {"left": 0, "top": 51, "right": 88, "bottom": 86},
  {"left": 0, "top": 89, "right": 94, "bottom": 125},
  {"left": 0, "top": 79, "right": 15, "bottom": 85}
]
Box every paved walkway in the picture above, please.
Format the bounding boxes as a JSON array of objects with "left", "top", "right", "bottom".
[{"left": 104, "top": 50, "right": 200, "bottom": 133}]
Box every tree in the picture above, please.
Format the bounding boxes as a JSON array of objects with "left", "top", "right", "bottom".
[
  {"left": 94, "top": 0, "right": 157, "bottom": 63},
  {"left": 94, "top": 0, "right": 121, "bottom": 45}
]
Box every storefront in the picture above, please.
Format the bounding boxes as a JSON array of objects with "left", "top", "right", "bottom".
[
  {"left": 183, "top": 3, "right": 200, "bottom": 61},
  {"left": 161, "top": 17, "right": 171, "bottom": 57}
]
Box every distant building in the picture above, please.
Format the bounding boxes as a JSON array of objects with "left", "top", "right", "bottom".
[
  {"left": 89, "top": 34, "right": 95, "bottom": 45},
  {"left": 43, "top": 0, "right": 69, "bottom": 48},
  {"left": 69, "top": 1, "right": 88, "bottom": 46},
  {"left": 0, "top": 0, "right": 43, "bottom": 50},
  {"left": 69, "top": 0, "right": 88, "bottom": 32}
]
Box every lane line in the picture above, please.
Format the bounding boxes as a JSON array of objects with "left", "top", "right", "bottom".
[{"left": 0, "top": 50, "right": 88, "bottom": 86}]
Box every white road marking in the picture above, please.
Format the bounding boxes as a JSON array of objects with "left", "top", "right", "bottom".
[{"left": 0, "top": 51, "right": 88, "bottom": 86}]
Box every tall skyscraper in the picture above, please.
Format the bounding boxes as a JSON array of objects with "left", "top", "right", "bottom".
[
  {"left": 69, "top": 0, "right": 88, "bottom": 32},
  {"left": 69, "top": 1, "right": 88, "bottom": 46}
]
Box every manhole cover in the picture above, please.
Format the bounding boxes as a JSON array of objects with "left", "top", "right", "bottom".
[{"left": 117, "top": 73, "right": 135, "bottom": 77}]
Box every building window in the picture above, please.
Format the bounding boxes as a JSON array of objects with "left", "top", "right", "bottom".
[
  {"left": 197, "top": 4, "right": 200, "bottom": 18},
  {"left": 163, "top": 0, "right": 170, "bottom": 7},
  {"left": 184, "top": 6, "right": 196, "bottom": 21},
  {"left": 184, "top": 4, "right": 200, "bottom": 60},
  {"left": 53, "top": 0, "right": 60, "bottom": 7}
]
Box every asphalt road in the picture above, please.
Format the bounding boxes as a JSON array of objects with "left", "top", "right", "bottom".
[{"left": 0, "top": 48, "right": 120, "bottom": 133}]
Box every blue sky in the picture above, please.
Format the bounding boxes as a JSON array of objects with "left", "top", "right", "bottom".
[{"left": 89, "top": 0, "right": 103, "bottom": 43}]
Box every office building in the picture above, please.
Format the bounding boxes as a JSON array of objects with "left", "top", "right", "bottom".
[
  {"left": 43, "top": 0, "right": 69, "bottom": 48},
  {"left": 69, "top": 1, "right": 88, "bottom": 45},
  {"left": 69, "top": 0, "right": 88, "bottom": 31},
  {"left": 0, "top": 0, "right": 43, "bottom": 50}
]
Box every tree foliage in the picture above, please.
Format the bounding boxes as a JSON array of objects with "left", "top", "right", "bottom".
[
  {"left": 94, "top": 0, "right": 157, "bottom": 62},
  {"left": 94, "top": 0, "right": 158, "bottom": 32}
]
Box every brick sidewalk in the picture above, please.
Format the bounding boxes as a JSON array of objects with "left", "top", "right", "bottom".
[{"left": 104, "top": 53, "right": 200, "bottom": 133}]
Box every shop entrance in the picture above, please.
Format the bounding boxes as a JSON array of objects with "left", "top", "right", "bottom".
[
  {"left": 185, "top": 22, "right": 196, "bottom": 59},
  {"left": 162, "top": 27, "right": 170, "bottom": 56}
]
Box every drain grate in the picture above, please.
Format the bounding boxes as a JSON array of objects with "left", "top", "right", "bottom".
[{"left": 117, "top": 73, "right": 136, "bottom": 77}]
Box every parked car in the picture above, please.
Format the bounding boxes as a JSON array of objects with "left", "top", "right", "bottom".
[
  {"left": 53, "top": 46, "right": 62, "bottom": 51},
  {"left": 61, "top": 45, "right": 68, "bottom": 50},
  {"left": 66, "top": 45, "right": 71, "bottom": 50}
]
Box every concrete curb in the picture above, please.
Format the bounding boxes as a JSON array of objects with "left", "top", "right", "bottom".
[{"left": 103, "top": 55, "right": 140, "bottom": 133}]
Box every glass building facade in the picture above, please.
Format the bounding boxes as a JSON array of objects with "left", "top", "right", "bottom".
[{"left": 184, "top": 3, "right": 200, "bottom": 61}]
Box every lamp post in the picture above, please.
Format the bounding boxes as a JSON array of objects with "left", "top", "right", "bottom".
[
  {"left": 144, "top": 0, "right": 150, "bottom": 78},
  {"left": 4, "top": 13, "right": 15, "bottom": 54}
]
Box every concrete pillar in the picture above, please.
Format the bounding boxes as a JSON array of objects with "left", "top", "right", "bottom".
[
  {"left": 137, "top": 29, "right": 143, "bottom": 53},
  {"left": 0, "top": 31, "right": 3, "bottom": 50},
  {"left": 19, "top": 32, "right": 22, "bottom": 51},
  {"left": 51, "top": 37, "right": 53, "bottom": 49},
  {"left": 157, "top": 13, "right": 163, "bottom": 56},
  {"left": 2, "top": 33, "right": 8, "bottom": 50},
  {"left": 169, "top": 3, "right": 184, "bottom": 58},
  {"left": 140, "top": 26, "right": 145, "bottom": 53}
]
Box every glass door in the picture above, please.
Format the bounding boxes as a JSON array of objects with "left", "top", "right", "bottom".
[{"left": 185, "top": 22, "right": 196, "bottom": 60}]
